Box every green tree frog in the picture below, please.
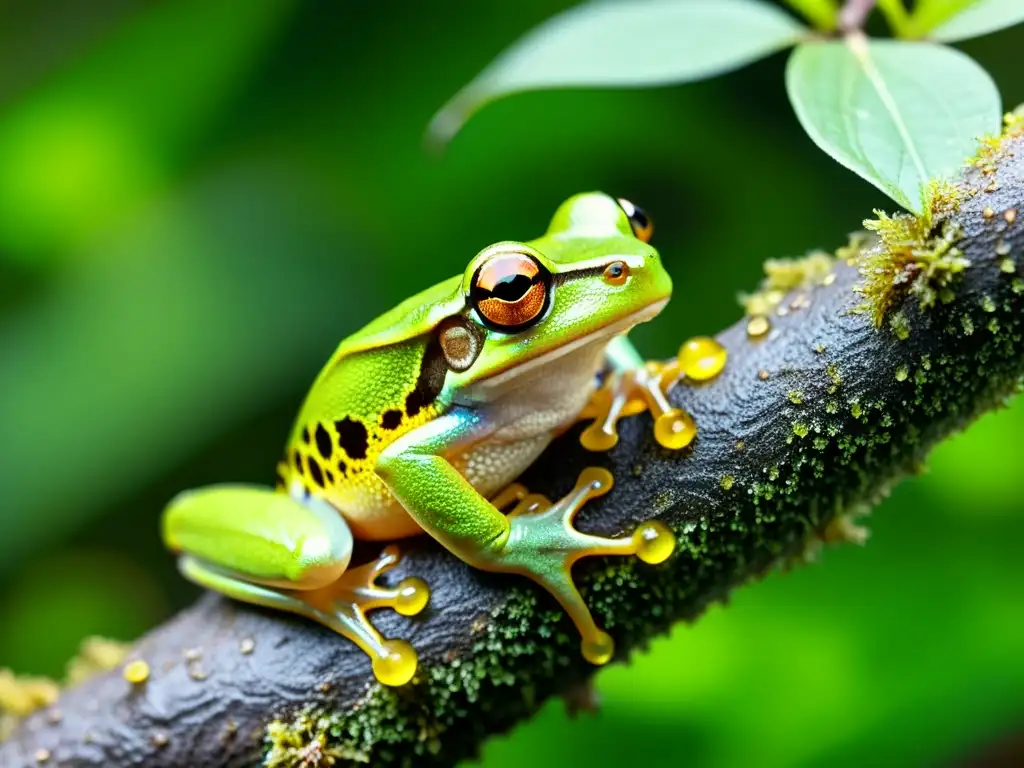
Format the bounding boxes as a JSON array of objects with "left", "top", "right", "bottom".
[{"left": 162, "top": 192, "right": 694, "bottom": 687}]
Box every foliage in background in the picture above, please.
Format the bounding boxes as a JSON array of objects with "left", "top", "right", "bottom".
[
  {"left": 432, "top": 0, "right": 1023, "bottom": 213},
  {"left": 0, "top": 2, "right": 1021, "bottom": 765}
]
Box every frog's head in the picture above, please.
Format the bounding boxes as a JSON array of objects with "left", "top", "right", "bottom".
[{"left": 441, "top": 192, "right": 672, "bottom": 395}]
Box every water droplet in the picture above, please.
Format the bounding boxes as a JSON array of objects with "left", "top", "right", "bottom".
[
  {"left": 123, "top": 660, "right": 150, "bottom": 685},
  {"left": 677, "top": 336, "right": 727, "bottom": 381},
  {"left": 747, "top": 316, "right": 770, "bottom": 338}
]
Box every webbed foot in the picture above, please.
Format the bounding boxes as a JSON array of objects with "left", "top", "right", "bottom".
[
  {"left": 296, "top": 545, "right": 429, "bottom": 686},
  {"left": 488, "top": 468, "right": 675, "bottom": 665},
  {"left": 180, "top": 544, "right": 429, "bottom": 687},
  {"left": 577, "top": 363, "right": 696, "bottom": 451},
  {"left": 578, "top": 336, "right": 727, "bottom": 452}
]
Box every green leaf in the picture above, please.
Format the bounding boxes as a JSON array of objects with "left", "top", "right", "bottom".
[
  {"left": 780, "top": 0, "right": 839, "bottom": 31},
  {"left": 429, "top": 0, "right": 808, "bottom": 145},
  {"left": 785, "top": 37, "right": 1001, "bottom": 213},
  {"left": 906, "top": 0, "right": 975, "bottom": 36},
  {"left": 929, "top": 0, "right": 1024, "bottom": 42}
]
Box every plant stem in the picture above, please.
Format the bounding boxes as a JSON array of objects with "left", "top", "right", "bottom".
[{"left": 839, "top": 0, "right": 878, "bottom": 31}]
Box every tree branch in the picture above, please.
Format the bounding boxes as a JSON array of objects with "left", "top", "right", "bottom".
[{"left": 4, "top": 128, "right": 1024, "bottom": 768}]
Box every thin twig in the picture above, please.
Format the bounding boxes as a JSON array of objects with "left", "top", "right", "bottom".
[{"left": 839, "top": 0, "right": 879, "bottom": 31}]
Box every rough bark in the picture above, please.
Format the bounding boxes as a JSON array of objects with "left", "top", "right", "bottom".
[{"left": 3, "top": 131, "right": 1023, "bottom": 768}]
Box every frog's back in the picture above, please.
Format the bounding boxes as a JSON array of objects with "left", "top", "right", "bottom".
[{"left": 278, "top": 278, "right": 463, "bottom": 539}]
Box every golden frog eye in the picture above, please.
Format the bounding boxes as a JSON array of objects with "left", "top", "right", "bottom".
[
  {"left": 617, "top": 198, "right": 654, "bottom": 243},
  {"left": 471, "top": 251, "right": 550, "bottom": 331},
  {"left": 603, "top": 261, "right": 630, "bottom": 286}
]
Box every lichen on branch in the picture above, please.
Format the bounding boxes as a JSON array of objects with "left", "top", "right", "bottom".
[{"left": 3, "top": 124, "right": 1024, "bottom": 768}]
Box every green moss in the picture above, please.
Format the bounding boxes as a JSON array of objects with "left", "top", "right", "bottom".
[
  {"left": 788, "top": 390, "right": 804, "bottom": 405},
  {"left": 792, "top": 423, "right": 809, "bottom": 438},
  {"left": 739, "top": 251, "right": 835, "bottom": 317},
  {"left": 889, "top": 311, "right": 911, "bottom": 341},
  {"left": 720, "top": 475, "right": 735, "bottom": 491},
  {"left": 826, "top": 363, "right": 842, "bottom": 393},
  {"left": 851, "top": 181, "right": 969, "bottom": 328}
]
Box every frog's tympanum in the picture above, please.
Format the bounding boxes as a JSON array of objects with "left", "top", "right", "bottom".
[{"left": 163, "top": 193, "right": 694, "bottom": 686}]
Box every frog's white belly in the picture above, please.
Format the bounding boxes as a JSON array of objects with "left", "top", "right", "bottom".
[{"left": 333, "top": 339, "right": 608, "bottom": 540}]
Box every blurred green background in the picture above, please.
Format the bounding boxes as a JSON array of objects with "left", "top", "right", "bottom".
[{"left": 0, "top": 2, "right": 1021, "bottom": 765}]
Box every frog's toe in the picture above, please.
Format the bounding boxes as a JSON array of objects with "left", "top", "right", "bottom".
[
  {"left": 579, "top": 364, "right": 697, "bottom": 452},
  {"left": 489, "top": 467, "right": 676, "bottom": 665}
]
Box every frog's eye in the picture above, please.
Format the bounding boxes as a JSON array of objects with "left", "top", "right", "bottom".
[
  {"left": 471, "top": 251, "right": 551, "bottom": 331},
  {"left": 617, "top": 198, "right": 654, "bottom": 243}
]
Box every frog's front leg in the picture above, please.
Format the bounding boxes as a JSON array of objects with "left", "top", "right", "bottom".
[
  {"left": 376, "top": 409, "right": 675, "bottom": 665},
  {"left": 162, "top": 486, "right": 429, "bottom": 686},
  {"left": 578, "top": 335, "right": 708, "bottom": 452}
]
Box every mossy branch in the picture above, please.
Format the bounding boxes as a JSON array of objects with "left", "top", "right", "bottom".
[{"left": 3, "top": 129, "right": 1024, "bottom": 768}]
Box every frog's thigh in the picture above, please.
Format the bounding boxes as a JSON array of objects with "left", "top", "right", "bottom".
[{"left": 162, "top": 484, "right": 352, "bottom": 595}]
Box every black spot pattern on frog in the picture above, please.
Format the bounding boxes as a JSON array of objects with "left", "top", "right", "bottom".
[
  {"left": 314, "top": 424, "right": 333, "bottom": 460},
  {"left": 335, "top": 417, "right": 369, "bottom": 460},
  {"left": 381, "top": 409, "right": 403, "bottom": 430},
  {"left": 337, "top": 458, "right": 347, "bottom": 476},
  {"left": 308, "top": 458, "right": 325, "bottom": 488}
]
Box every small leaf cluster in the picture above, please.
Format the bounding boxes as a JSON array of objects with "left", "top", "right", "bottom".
[{"left": 430, "top": 0, "right": 1023, "bottom": 215}]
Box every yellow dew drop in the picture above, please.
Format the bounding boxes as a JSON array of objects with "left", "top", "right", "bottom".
[
  {"left": 983, "top": 206, "right": 996, "bottom": 219},
  {"left": 747, "top": 315, "right": 770, "bottom": 338},
  {"left": 394, "top": 578, "right": 430, "bottom": 617},
  {"left": 122, "top": 660, "right": 150, "bottom": 685},
  {"left": 677, "top": 336, "right": 727, "bottom": 381},
  {"left": 581, "top": 631, "right": 615, "bottom": 665},
  {"left": 633, "top": 520, "right": 675, "bottom": 564},
  {"left": 654, "top": 409, "right": 696, "bottom": 450},
  {"left": 580, "top": 424, "right": 618, "bottom": 452},
  {"left": 372, "top": 640, "right": 418, "bottom": 687},
  {"left": 1006, "top": 208, "right": 1018, "bottom": 225}
]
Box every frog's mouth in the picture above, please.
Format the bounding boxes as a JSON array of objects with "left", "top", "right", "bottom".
[{"left": 469, "top": 297, "right": 669, "bottom": 392}]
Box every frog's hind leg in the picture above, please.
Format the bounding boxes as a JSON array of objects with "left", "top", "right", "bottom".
[{"left": 163, "top": 486, "right": 429, "bottom": 686}]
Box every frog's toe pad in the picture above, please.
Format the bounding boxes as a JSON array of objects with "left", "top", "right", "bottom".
[{"left": 371, "top": 639, "right": 418, "bottom": 687}]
